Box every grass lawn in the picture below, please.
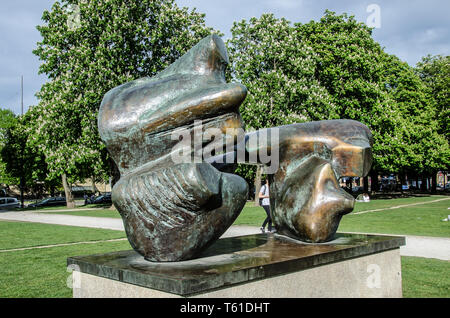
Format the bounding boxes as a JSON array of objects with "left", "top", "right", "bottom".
[
  {"left": 338, "top": 196, "right": 450, "bottom": 237},
  {"left": 0, "top": 240, "right": 131, "bottom": 298},
  {"left": 402, "top": 256, "right": 450, "bottom": 298},
  {"left": 0, "top": 220, "right": 448, "bottom": 298},
  {"left": 352, "top": 195, "right": 449, "bottom": 213},
  {"left": 0, "top": 221, "right": 125, "bottom": 251},
  {"left": 0, "top": 220, "right": 131, "bottom": 298},
  {"left": 234, "top": 195, "right": 450, "bottom": 237}
]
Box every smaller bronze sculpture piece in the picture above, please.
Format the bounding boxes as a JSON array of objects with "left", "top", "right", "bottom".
[
  {"left": 264, "top": 120, "right": 372, "bottom": 243},
  {"left": 209, "top": 120, "right": 373, "bottom": 243}
]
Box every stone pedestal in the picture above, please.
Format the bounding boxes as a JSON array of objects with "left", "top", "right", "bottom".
[{"left": 68, "top": 233, "right": 405, "bottom": 298}]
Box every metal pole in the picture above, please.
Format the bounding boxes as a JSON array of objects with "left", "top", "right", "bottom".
[{"left": 21, "top": 75, "right": 23, "bottom": 115}]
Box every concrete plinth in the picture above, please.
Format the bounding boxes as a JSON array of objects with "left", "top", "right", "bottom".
[{"left": 68, "top": 233, "right": 405, "bottom": 298}]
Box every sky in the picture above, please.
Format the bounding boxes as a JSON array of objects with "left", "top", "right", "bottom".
[{"left": 0, "top": 0, "right": 449, "bottom": 115}]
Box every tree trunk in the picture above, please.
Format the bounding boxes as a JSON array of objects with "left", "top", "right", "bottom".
[
  {"left": 370, "top": 170, "right": 379, "bottom": 193},
  {"left": 421, "top": 173, "right": 427, "bottom": 192},
  {"left": 108, "top": 158, "right": 121, "bottom": 210},
  {"left": 363, "top": 176, "right": 369, "bottom": 193},
  {"left": 399, "top": 173, "right": 406, "bottom": 194},
  {"left": 431, "top": 171, "right": 437, "bottom": 194},
  {"left": 62, "top": 173, "right": 76, "bottom": 209},
  {"left": 19, "top": 177, "right": 25, "bottom": 209},
  {"left": 254, "top": 165, "right": 262, "bottom": 206},
  {"left": 91, "top": 176, "right": 98, "bottom": 195}
]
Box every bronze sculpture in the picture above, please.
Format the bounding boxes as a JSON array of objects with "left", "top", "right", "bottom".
[{"left": 98, "top": 35, "right": 373, "bottom": 262}]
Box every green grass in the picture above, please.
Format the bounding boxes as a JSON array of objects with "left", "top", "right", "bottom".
[
  {"left": 401, "top": 256, "right": 450, "bottom": 298},
  {"left": 0, "top": 219, "right": 130, "bottom": 298},
  {"left": 0, "top": 240, "right": 131, "bottom": 298},
  {"left": 234, "top": 196, "right": 450, "bottom": 237},
  {"left": 0, "top": 221, "right": 125, "bottom": 251},
  {"left": 338, "top": 197, "right": 450, "bottom": 237},
  {"left": 352, "top": 195, "right": 448, "bottom": 213},
  {"left": 0, "top": 220, "right": 448, "bottom": 298},
  {"left": 233, "top": 203, "right": 266, "bottom": 226}
]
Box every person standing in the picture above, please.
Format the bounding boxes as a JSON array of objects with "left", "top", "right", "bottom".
[{"left": 259, "top": 179, "right": 274, "bottom": 233}]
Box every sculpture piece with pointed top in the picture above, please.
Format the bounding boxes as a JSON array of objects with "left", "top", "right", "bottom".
[{"left": 99, "top": 35, "right": 248, "bottom": 262}]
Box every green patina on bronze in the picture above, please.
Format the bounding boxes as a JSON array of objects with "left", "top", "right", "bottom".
[
  {"left": 99, "top": 35, "right": 249, "bottom": 262},
  {"left": 98, "top": 35, "right": 374, "bottom": 262}
]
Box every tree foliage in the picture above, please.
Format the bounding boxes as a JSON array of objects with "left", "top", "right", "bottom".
[
  {"left": 0, "top": 109, "right": 18, "bottom": 185},
  {"left": 415, "top": 55, "right": 450, "bottom": 142},
  {"left": 0, "top": 112, "right": 49, "bottom": 205},
  {"left": 32, "top": 0, "right": 218, "bottom": 205},
  {"left": 228, "top": 14, "right": 327, "bottom": 129},
  {"left": 228, "top": 11, "right": 449, "bottom": 178}
]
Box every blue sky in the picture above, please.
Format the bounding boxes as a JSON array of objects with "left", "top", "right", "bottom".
[{"left": 1, "top": 0, "right": 449, "bottom": 115}]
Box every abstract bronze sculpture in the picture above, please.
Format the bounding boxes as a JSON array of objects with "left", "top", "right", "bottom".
[
  {"left": 98, "top": 35, "right": 373, "bottom": 262},
  {"left": 208, "top": 120, "right": 372, "bottom": 243}
]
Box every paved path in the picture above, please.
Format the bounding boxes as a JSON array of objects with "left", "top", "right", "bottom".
[
  {"left": 400, "top": 235, "right": 450, "bottom": 260},
  {"left": 0, "top": 211, "right": 448, "bottom": 260},
  {"left": 344, "top": 231, "right": 450, "bottom": 261},
  {"left": 0, "top": 211, "right": 124, "bottom": 231}
]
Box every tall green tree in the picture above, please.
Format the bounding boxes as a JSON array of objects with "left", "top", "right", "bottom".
[
  {"left": 227, "top": 14, "right": 333, "bottom": 198},
  {"left": 415, "top": 55, "right": 449, "bottom": 142},
  {"left": 0, "top": 109, "right": 18, "bottom": 187},
  {"left": 228, "top": 11, "right": 447, "bottom": 191},
  {"left": 228, "top": 14, "right": 331, "bottom": 129},
  {"left": 1, "top": 113, "right": 48, "bottom": 207},
  {"left": 33, "top": 0, "right": 218, "bottom": 207},
  {"left": 295, "top": 11, "right": 418, "bottom": 176},
  {"left": 383, "top": 55, "right": 449, "bottom": 180},
  {"left": 415, "top": 54, "right": 450, "bottom": 189}
]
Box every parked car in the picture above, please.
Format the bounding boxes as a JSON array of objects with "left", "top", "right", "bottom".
[
  {"left": 28, "top": 197, "right": 66, "bottom": 208},
  {"left": 0, "top": 197, "right": 20, "bottom": 210},
  {"left": 352, "top": 186, "right": 363, "bottom": 193},
  {"left": 92, "top": 193, "right": 112, "bottom": 204}
]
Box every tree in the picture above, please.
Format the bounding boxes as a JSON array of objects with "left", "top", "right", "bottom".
[
  {"left": 228, "top": 12, "right": 393, "bottom": 189},
  {"left": 33, "top": 0, "right": 218, "bottom": 207},
  {"left": 295, "top": 11, "right": 422, "bottom": 178},
  {"left": 0, "top": 109, "right": 19, "bottom": 187},
  {"left": 228, "top": 14, "right": 328, "bottom": 129},
  {"left": 385, "top": 54, "right": 448, "bottom": 179},
  {"left": 415, "top": 55, "right": 449, "bottom": 141},
  {"left": 227, "top": 14, "right": 329, "bottom": 200},
  {"left": 1, "top": 112, "right": 49, "bottom": 207},
  {"left": 415, "top": 55, "right": 450, "bottom": 190},
  {"left": 228, "top": 11, "right": 448, "bottom": 193}
]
